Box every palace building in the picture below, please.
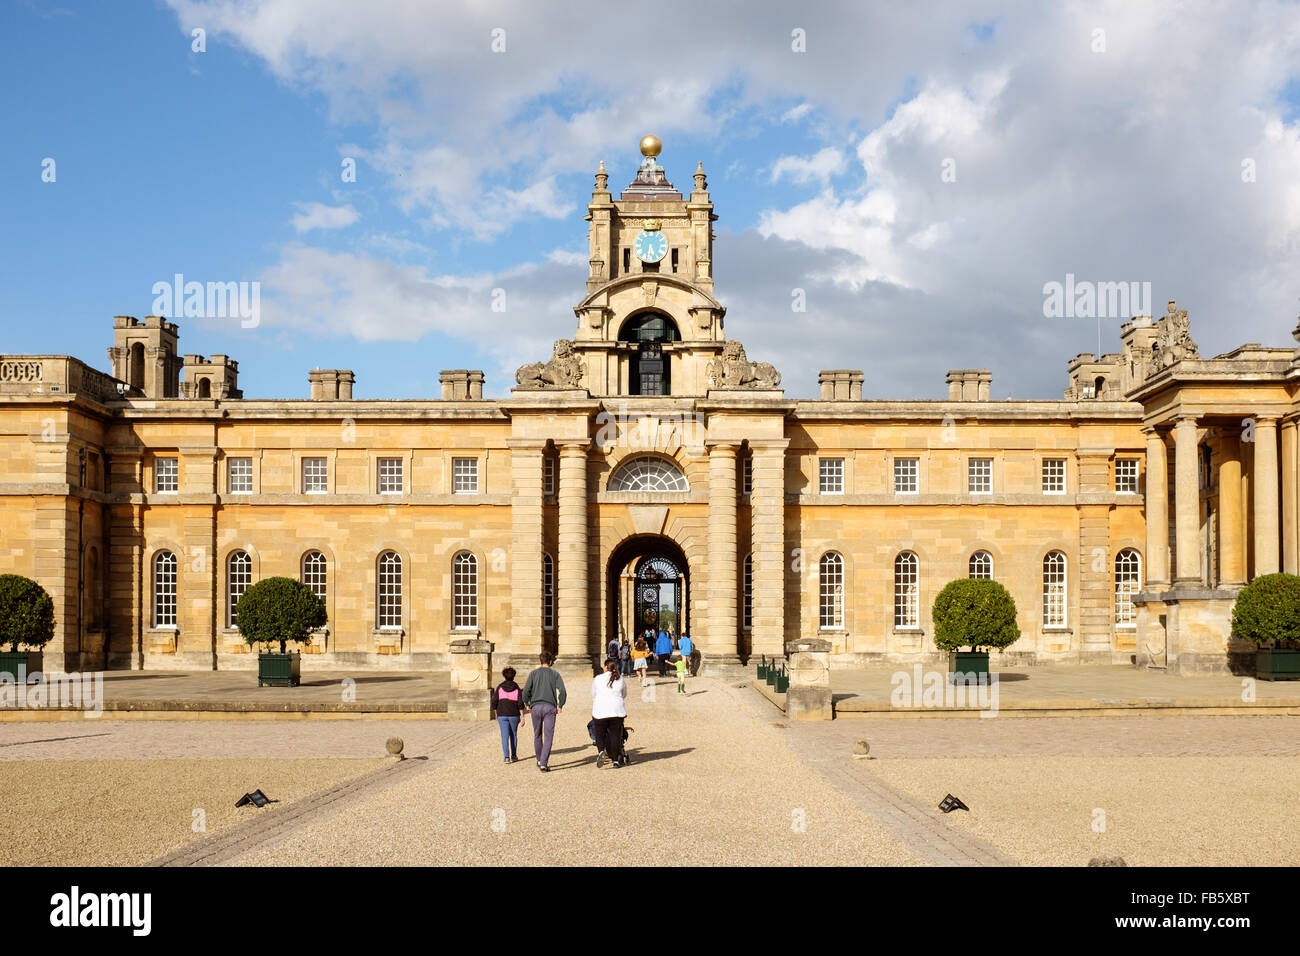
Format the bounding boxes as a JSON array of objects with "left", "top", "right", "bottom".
[{"left": 3, "top": 135, "right": 1299, "bottom": 676}]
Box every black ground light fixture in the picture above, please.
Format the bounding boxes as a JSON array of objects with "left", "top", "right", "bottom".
[
  {"left": 938, "top": 793, "right": 970, "bottom": 813},
  {"left": 235, "top": 789, "right": 271, "bottom": 808}
]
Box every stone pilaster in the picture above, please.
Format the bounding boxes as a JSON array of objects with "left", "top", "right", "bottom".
[
  {"left": 507, "top": 440, "right": 545, "bottom": 656},
  {"left": 1077, "top": 452, "right": 1112, "bottom": 657},
  {"left": 706, "top": 442, "right": 740, "bottom": 663},
  {"left": 749, "top": 439, "right": 787, "bottom": 659},
  {"left": 1173, "top": 417, "right": 1201, "bottom": 584},
  {"left": 556, "top": 441, "right": 590, "bottom": 661},
  {"left": 785, "top": 638, "right": 832, "bottom": 720},
  {"left": 1143, "top": 426, "right": 1169, "bottom": 586},
  {"left": 1218, "top": 437, "right": 1245, "bottom": 586},
  {"left": 1253, "top": 416, "right": 1280, "bottom": 576},
  {"left": 1281, "top": 420, "right": 1297, "bottom": 574}
]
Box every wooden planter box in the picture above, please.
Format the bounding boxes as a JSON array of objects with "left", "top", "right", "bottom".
[
  {"left": 1256, "top": 647, "right": 1300, "bottom": 681},
  {"left": 0, "top": 650, "right": 42, "bottom": 683},
  {"left": 258, "top": 652, "right": 301, "bottom": 688},
  {"left": 949, "top": 650, "right": 990, "bottom": 683}
]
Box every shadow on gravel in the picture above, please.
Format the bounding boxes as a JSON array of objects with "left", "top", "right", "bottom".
[
  {"left": 623, "top": 747, "right": 694, "bottom": 765},
  {"left": 0, "top": 733, "right": 113, "bottom": 748}
]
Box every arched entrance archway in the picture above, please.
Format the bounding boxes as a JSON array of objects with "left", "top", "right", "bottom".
[{"left": 605, "top": 535, "right": 690, "bottom": 649}]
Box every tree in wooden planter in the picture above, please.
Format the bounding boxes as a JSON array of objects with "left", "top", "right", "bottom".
[
  {"left": 931, "top": 578, "right": 1021, "bottom": 681},
  {"left": 235, "top": 577, "right": 327, "bottom": 687},
  {"left": 1231, "top": 573, "right": 1300, "bottom": 681},
  {"left": 0, "top": 574, "right": 56, "bottom": 680}
]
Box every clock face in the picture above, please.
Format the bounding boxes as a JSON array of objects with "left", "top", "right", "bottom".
[{"left": 633, "top": 230, "right": 669, "bottom": 263}]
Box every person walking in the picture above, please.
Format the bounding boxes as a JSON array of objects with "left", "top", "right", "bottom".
[
  {"left": 491, "top": 667, "right": 525, "bottom": 763},
  {"left": 590, "top": 658, "right": 628, "bottom": 768},
  {"left": 618, "top": 635, "right": 632, "bottom": 676},
  {"left": 607, "top": 636, "right": 620, "bottom": 662},
  {"left": 631, "top": 637, "right": 650, "bottom": 686},
  {"left": 678, "top": 632, "right": 693, "bottom": 673},
  {"left": 656, "top": 628, "right": 673, "bottom": 677},
  {"left": 522, "top": 652, "right": 566, "bottom": 772},
  {"left": 673, "top": 652, "right": 688, "bottom": 694}
]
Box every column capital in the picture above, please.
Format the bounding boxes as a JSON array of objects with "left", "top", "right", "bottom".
[
  {"left": 705, "top": 441, "right": 739, "bottom": 456},
  {"left": 557, "top": 440, "right": 590, "bottom": 456},
  {"left": 1252, "top": 414, "right": 1280, "bottom": 427},
  {"left": 747, "top": 438, "right": 790, "bottom": 452},
  {"left": 1174, "top": 414, "right": 1199, "bottom": 428},
  {"left": 1140, "top": 423, "right": 1166, "bottom": 438},
  {"left": 504, "top": 438, "right": 549, "bottom": 451}
]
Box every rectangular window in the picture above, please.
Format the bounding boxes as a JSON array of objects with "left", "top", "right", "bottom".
[
  {"left": 1042, "top": 458, "right": 1066, "bottom": 494},
  {"left": 227, "top": 457, "right": 253, "bottom": 494},
  {"left": 1115, "top": 458, "right": 1139, "bottom": 494},
  {"left": 378, "top": 457, "right": 404, "bottom": 494},
  {"left": 968, "top": 457, "right": 992, "bottom": 494},
  {"left": 453, "top": 457, "right": 479, "bottom": 494},
  {"left": 742, "top": 556, "right": 753, "bottom": 630},
  {"left": 741, "top": 458, "right": 753, "bottom": 496},
  {"left": 302, "top": 458, "right": 328, "bottom": 494},
  {"left": 623, "top": 248, "right": 631, "bottom": 274},
  {"left": 894, "top": 457, "right": 918, "bottom": 494},
  {"left": 818, "top": 458, "right": 844, "bottom": 495},
  {"left": 543, "top": 457, "right": 555, "bottom": 497},
  {"left": 671, "top": 248, "right": 679, "bottom": 273},
  {"left": 155, "top": 458, "right": 178, "bottom": 494}
]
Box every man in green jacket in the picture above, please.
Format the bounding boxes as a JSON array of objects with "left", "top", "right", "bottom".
[{"left": 522, "top": 652, "right": 567, "bottom": 772}]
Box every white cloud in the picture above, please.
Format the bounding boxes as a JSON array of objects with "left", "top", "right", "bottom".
[
  {"left": 290, "top": 202, "right": 359, "bottom": 233},
  {"left": 780, "top": 103, "right": 813, "bottom": 124},
  {"left": 769, "top": 147, "right": 847, "bottom": 185}
]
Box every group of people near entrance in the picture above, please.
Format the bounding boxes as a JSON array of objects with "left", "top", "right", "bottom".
[
  {"left": 608, "top": 629, "right": 697, "bottom": 689},
  {"left": 489, "top": 639, "right": 698, "bottom": 770}
]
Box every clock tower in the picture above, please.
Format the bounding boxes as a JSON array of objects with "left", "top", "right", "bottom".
[{"left": 569, "top": 135, "right": 728, "bottom": 396}]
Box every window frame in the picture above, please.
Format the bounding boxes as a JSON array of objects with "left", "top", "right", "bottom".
[
  {"left": 894, "top": 551, "right": 919, "bottom": 628},
  {"left": 1041, "top": 457, "right": 1066, "bottom": 495},
  {"left": 452, "top": 457, "right": 480, "bottom": 495},
  {"left": 376, "top": 551, "right": 403, "bottom": 630},
  {"left": 452, "top": 550, "right": 479, "bottom": 629},
  {"left": 1114, "top": 549, "right": 1142, "bottom": 628},
  {"left": 1115, "top": 458, "right": 1139, "bottom": 494},
  {"left": 154, "top": 457, "right": 179, "bottom": 494},
  {"left": 227, "top": 457, "right": 254, "bottom": 495},
  {"left": 302, "top": 457, "right": 329, "bottom": 495},
  {"left": 153, "top": 551, "right": 177, "bottom": 628},
  {"left": 968, "top": 457, "right": 993, "bottom": 495},
  {"left": 818, "top": 457, "right": 845, "bottom": 495},
  {"left": 818, "top": 552, "right": 844, "bottom": 630},
  {"left": 968, "top": 550, "right": 993, "bottom": 580},
  {"left": 1043, "top": 551, "right": 1068, "bottom": 627},
  {"left": 227, "top": 550, "right": 252, "bottom": 629},
  {"left": 893, "top": 456, "right": 919, "bottom": 495},
  {"left": 301, "top": 550, "right": 328, "bottom": 603},
  {"left": 377, "top": 456, "right": 404, "bottom": 495}
]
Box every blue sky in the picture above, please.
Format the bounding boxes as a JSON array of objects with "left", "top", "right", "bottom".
[{"left": 3, "top": 1, "right": 1299, "bottom": 400}]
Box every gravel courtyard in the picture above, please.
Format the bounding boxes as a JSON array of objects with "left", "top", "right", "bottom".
[{"left": 1, "top": 679, "right": 1295, "bottom": 867}]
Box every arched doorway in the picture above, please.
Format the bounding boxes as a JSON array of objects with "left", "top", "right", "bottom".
[{"left": 605, "top": 535, "right": 690, "bottom": 649}]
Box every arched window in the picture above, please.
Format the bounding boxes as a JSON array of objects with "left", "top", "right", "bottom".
[
  {"left": 968, "top": 550, "right": 992, "bottom": 579},
  {"left": 894, "top": 552, "right": 919, "bottom": 628},
  {"left": 197, "top": 378, "right": 211, "bottom": 399},
  {"left": 302, "top": 550, "right": 327, "bottom": 602},
  {"left": 1115, "top": 549, "right": 1142, "bottom": 627},
  {"left": 742, "top": 554, "right": 753, "bottom": 630},
  {"left": 153, "top": 551, "right": 177, "bottom": 627},
  {"left": 377, "top": 551, "right": 403, "bottom": 629},
  {"left": 542, "top": 554, "right": 555, "bottom": 632},
  {"left": 1043, "top": 551, "right": 1067, "bottom": 626},
  {"left": 818, "top": 552, "right": 843, "bottom": 629},
  {"left": 608, "top": 456, "right": 689, "bottom": 492},
  {"left": 453, "top": 551, "right": 478, "bottom": 629},
  {"left": 618, "top": 312, "right": 679, "bottom": 396},
  {"left": 227, "top": 551, "right": 251, "bottom": 628}
]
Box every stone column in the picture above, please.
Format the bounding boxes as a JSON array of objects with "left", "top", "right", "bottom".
[
  {"left": 1173, "top": 417, "right": 1201, "bottom": 584},
  {"left": 1218, "top": 437, "right": 1245, "bottom": 586},
  {"left": 447, "top": 638, "right": 493, "bottom": 721},
  {"left": 1143, "top": 426, "right": 1170, "bottom": 586},
  {"left": 1281, "top": 420, "right": 1297, "bottom": 574},
  {"left": 507, "top": 440, "right": 545, "bottom": 657},
  {"left": 749, "top": 439, "right": 788, "bottom": 659},
  {"left": 785, "top": 638, "right": 832, "bottom": 720},
  {"left": 556, "top": 442, "right": 590, "bottom": 662},
  {"left": 706, "top": 442, "right": 740, "bottom": 664},
  {"left": 1254, "top": 416, "right": 1280, "bottom": 576}
]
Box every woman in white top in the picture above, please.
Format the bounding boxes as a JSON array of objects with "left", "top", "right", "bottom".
[{"left": 590, "top": 659, "right": 629, "bottom": 768}]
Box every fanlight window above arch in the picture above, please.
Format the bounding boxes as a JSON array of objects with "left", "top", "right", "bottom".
[{"left": 608, "top": 456, "right": 689, "bottom": 493}]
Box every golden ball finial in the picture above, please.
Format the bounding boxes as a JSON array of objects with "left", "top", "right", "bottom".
[{"left": 639, "top": 134, "right": 662, "bottom": 158}]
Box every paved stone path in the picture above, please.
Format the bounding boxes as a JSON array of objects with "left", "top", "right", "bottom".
[{"left": 227, "top": 677, "right": 924, "bottom": 867}]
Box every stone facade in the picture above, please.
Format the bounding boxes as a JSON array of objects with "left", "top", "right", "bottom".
[{"left": 3, "top": 138, "right": 1298, "bottom": 676}]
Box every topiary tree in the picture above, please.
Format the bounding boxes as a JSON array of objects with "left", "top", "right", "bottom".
[
  {"left": 1231, "top": 573, "right": 1300, "bottom": 648},
  {"left": 931, "top": 578, "right": 1021, "bottom": 653},
  {"left": 235, "top": 577, "right": 327, "bottom": 654},
  {"left": 0, "top": 574, "right": 56, "bottom": 652}
]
